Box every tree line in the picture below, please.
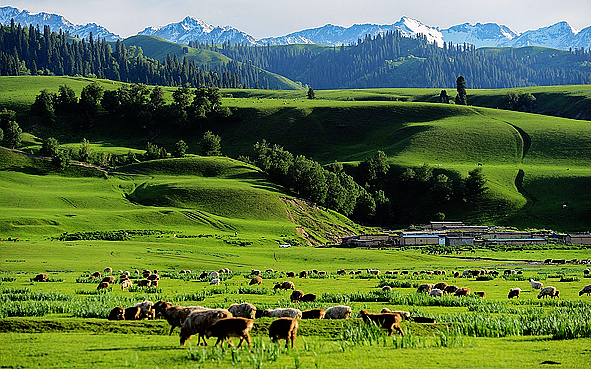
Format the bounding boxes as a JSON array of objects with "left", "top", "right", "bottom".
[
  {"left": 0, "top": 21, "right": 273, "bottom": 88},
  {"left": 193, "top": 31, "right": 591, "bottom": 89}
]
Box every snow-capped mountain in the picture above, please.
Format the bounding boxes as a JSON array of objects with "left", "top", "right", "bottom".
[
  {"left": 2, "top": 5, "right": 590, "bottom": 50},
  {"left": 0, "top": 6, "right": 120, "bottom": 41},
  {"left": 138, "top": 16, "right": 256, "bottom": 45}
]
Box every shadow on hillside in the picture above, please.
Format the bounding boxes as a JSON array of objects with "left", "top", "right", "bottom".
[
  {"left": 2, "top": 165, "right": 49, "bottom": 176},
  {"left": 86, "top": 345, "right": 182, "bottom": 352}
]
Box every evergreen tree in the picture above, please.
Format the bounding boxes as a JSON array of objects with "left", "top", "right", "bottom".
[
  {"left": 56, "top": 85, "right": 77, "bottom": 111},
  {"left": 3, "top": 120, "right": 22, "bottom": 149},
  {"left": 438, "top": 89, "right": 449, "bottom": 103},
  {"left": 307, "top": 87, "right": 315, "bottom": 99},
  {"left": 464, "top": 168, "right": 487, "bottom": 201},
  {"left": 455, "top": 76, "right": 467, "bottom": 105},
  {"left": 32, "top": 89, "right": 57, "bottom": 123},
  {"left": 200, "top": 131, "right": 221, "bottom": 156},
  {"left": 173, "top": 140, "right": 188, "bottom": 158},
  {"left": 79, "top": 83, "right": 104, "bottom": 116}
]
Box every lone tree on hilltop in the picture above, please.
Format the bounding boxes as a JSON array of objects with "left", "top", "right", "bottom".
[
  {"left": 174, "top": 140, "right": 188, "bottom": 158},
  {"left": 455, "top": 76, "right": 467, "bottom": 105},
  {"left": 307, "top": 87, "right": 315, "bottom": 100},
  {"left": 200, "top": 131, "right": 221, "bottom": 156}
]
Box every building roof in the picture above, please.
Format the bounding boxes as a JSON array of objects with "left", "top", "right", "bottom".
[
  {"left": 485, "top": 238, "right": 546, "bottom": 242},
  {"left": 401, "top": 234, "right": 441, "bottom": 238}
]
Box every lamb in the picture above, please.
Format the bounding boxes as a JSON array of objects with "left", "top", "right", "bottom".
[
  {"left": 300, "top": 293, "right": 317, "bottom": 302},
  {"left": 228, "top": 303, "right": 257, "bottom": 319},
  {"left": 444, "top": 285, "right": 460, "bottom": 294},
  {"left": 417, "top": 284, "right": 434, "bottom": 293},
  {"left": 474, "top": 291, "right": 486, "bottom": 298},
  {"left": 262, "top": 308, "right": 302, "bottom": 319},
  {"left": 124, "top": 306, "right": 141, "bottom": 320},
  {"left": 249, "top": 276, "right": 262, "bottom": 285},
  {"left": 180, "top": 308, "right": 233, "bottom": 346},
  {"left": 508, "top": 288, "right": 521, "bottom": 299},
  {"left": 205, "top": 317, "right": 254, "bottom": 348},
  {"left": 32, "top": 273, "right": 48, "bottom": 282},
  {"left": 108, "top": 306, "right": 125, "bottom": 320},
  {"left": 210, "top": 278, "right": 221, "bottom": 286},
  {"left": 97, "top": 282, "right": 110, "bottom": 290},
  {"left": 301, "top": 309, "right": 325, "bottom": 319},
  {"left": 529, "top": 279, "right": 544, "bottom": 290},
  {"left": 135, "top": 301, "right": 155, "bottom": 320},
  {"left": 454, "top": 287, "right": 470, "bottom": 297},
  {"left": 153, "top": 300, "right": 208, "bottom": 335},
  {"left": 120, "top": 279, "right": 132, "bottom": 291},
  {"left": 429, "top": 288, "right": 444, "bottom": 297},
  {"left": 579, "top": 285, "right": 591, "bottom": 296},
  {"left": 101, "top": 276, "right": 115, "bottom": 284},
  {"left": 538, "top": 286, "right": 560, "bottom": 299},
  {"left": 433, "top": 282, "right": 448, "bottom": 291},
  {"left": 324, "top": 305, "right": 352, "bottom": 319},
  {"left": 290, "top": 290, "right": 304, "bottom": 302},
  {"left": 269, "top": 317, "right": 298, "bottom": 348},
  {"left": 382, "top": 286, "right": 393, "bottom": 292},
  {"left": 357, "top": 310, "right": 404, "bottom": 336},
  {"left": 299, "top": 270, "right": 308, "bottom": 278}
]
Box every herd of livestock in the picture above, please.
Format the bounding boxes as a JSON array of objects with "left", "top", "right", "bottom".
[{"left": 30, "top": 266, "right": 591, "bottom": 348}]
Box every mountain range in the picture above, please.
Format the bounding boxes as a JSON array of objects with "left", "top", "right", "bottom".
[{"left": 2, "top": 5, "right": 591, "bottom": 50}]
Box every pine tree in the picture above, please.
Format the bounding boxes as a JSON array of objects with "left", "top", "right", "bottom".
[{"left": 455, "top": 76, "right": 467, "bottom": 105}]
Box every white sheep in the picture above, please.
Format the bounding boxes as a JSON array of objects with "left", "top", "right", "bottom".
[
  {"left": 120, "top": 279, "right": 132, "bottom": 291},
  {"left": 529, "top": 279, "right": 544, "bottom": 290},
  {"left": 134, "top": 301, "right": 155, "bottom": 320},
  {"left": 210, "top": 278, "right": 221, "bottom": 285},
  {"left": 209, "top": 271, "right": 220, "bottom": 279},
  {"left": 429, "top": 288, "right": 444, "bottom": 297},
  {"left": 538, "top": 286, "right": 560, "bottom": 299},
  {"left": 262, "top": 308, "right": 302, "bottom": 319},
  {"left": 179, "top": 308, "right": 232, "bottom": 346},
  {"left": 228, "top": 303, "right": 257, "bottom": 319},
  {"left": 368, "top": 269, "right": 381, "bottom": 275},
  {"left": 324, "top": 305, "right": 352, "bottom": 319}
]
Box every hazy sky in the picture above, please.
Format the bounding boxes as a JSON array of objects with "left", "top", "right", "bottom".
[{"left": 5, "top": 0, "right": 591, "bottom": 38}]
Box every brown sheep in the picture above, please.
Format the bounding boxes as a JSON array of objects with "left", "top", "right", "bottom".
[
  {"left": 337, "top": 269, "right": 346, "bottom": 275},
  {"left": 249, "top": 276, "right": 262, "bottom": 285},
  {"left": 180, "top": 309, "right": 232, "bottom": 346},
  {"left": 453, "top": 271, "right": 460, "bottom": 278},
  {"left": 357, "top": 310, "right": 404, "bottom": 336},
  {"left": 269, "top": 318, "right": 298, "bottom": 348},
  {"left": 290, "top": 290, "right": 304, "bottom": 303},
  {"left": 300, "top": 293, "right": 317, "bottom": 302},
  {"left": 579, "top": 285, "right": 591, "bottom": 296},
  {"left": 199, "top": 271, "right": 208, "bottom": 279},
  {"left": 137, "top": 279, "right": 152, "bottom": 287},
  {"left": 101, "top": 276, "right": 115, "bottom": 284},
  {"left": 153, "top": 300, "right": 207, "bottom": 335},
  {"left": 32, "top": 273, "right": 48, "bottom": 282},
  {"left": 444, "top": 285, "right": 460, "bottom": 294},
  {"left": 255, "top": 309, "right": 264, "bottom": 319},
  {"left": 205, "top": 317, "right": 254, "bottom": 348},
  {"left": 433, "top": 282, "right": 448, "bottom": 291},
  {"left": 97, "top": 282, "right": 110, "bottom": 290},
  {"left": 108, "top": 306, "right": 125, "bottom": 320},
  {"left": 104, "top": 267, "right": 113, "bottom": 274},
  {"left": 299, "top": 270, "right": 308, "bottom": 278},
  {"left": 147, "top": 274, "right": 160, "bottom": 281},
  {"left": 508, "top": 288, "right": 521, "bottom": 299},
  {"left": 151, "top": 280, "right": 159, "bottom": 287},
  {"left": 301, "top": 309, "right": 325, "bottom": 319},
  {"left": 382, "top": 286, "right": 393, "bottom": 292},
  {"left": 417, "top": 284, "right": 434, "bottom": 293},
  {"left": 251, "top": 269, "right": 261, "bottom": 276},
  {"left": 91, "top": 271, "right": 101, "bottom": 279},
  {"left": 124, "top": 306, "right": 141, "bottom": 320},
  {"left": 454, "top": 287, "right": 470, "bottom": 297},
  {"left": 286, "top": 271, "right": 296, "bottom": 278},
  {"left": 474, "top": 291, "right": 486, "bottom": 298}
]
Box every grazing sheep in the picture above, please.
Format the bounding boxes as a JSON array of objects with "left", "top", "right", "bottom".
[
  {"left": 185, "top": 270, "right": 192, "bottom": 274},
  {"left": 151, "top": 280, "right": 159, "bottom": 287},
  {"left": 337, "top": 269, "right": 346, "bottom": 275},
  {"left": 429, "top": 288, "right": 444, "bottom": 297},
  {"left": 32, "top": 273, "right": 48, "bottom": 282},
  {"left": 453, "top": 271, "right": 460, "bottom": 278},
  {"left": 300, "top": 293, "right": 317, "bottom": 303},
  {"left": 318, "top": 271, "right": 328, "bottom": 275},
  {"left": 135, "top": 301, "right": 155, "bottom": 320},
  {"left": 101, "top": 276, "right": 115, "bottom": 284},
  {"left": 433, "top": 282, "right": 448, "bottom": 291},
  {"left": 583, "top": 269, "right": 590, "bottom": 275},
  {"left": 251, "top": 269, "right": 261, "bottom": 276},
  {"left": 199, "top": 272, "right": 208, "bottom": 279},
  {"left": 286, "top": 272, "right": 295, "bottom": 278},
  {"left": 538, "top": 286, "right": 560, "bottom": 299},
  {"left": 454, "top": 287, "right": 470, "bottom": 297},
  {"left": 269, "top": 318, "right": 298, "bottom": 348},
  {"left": 210, "top": 278, "right": 221, "bottom": 286},
  {"left": 381, "top": 308, "right": 392, "bottom": 313},
  {"left": 124, "top": 306, "right": 141, "bottom": 320},
  {"left": 529, "top": 279, "right": 544, "bottom": 290},
  {"left": 411, "top": 317, "right": 437, "bottom": 323},
  {"left": 153, "top": 301, "right": 208, "bottom": 335},
  {"left": 262, "top": 308, "right": 303, "bottom": 319},
  {"left": 265, "top": 269, "right": 274, "bottom": 273},
  {"left": 97, "top": 282, "right": 110, "bottom": 290},
  {"left": 299, "top": 270, "right": 308, "bottom": 278},
  {"left": 368, "top": 269, "right": 381, "bottom": 275},
  {"left": 281, "top": 281, "right": 295, "bottom": 290},
  {"left": 474, "top": 291, "right": 486, "bottom": 298},
  {"left": 147, "top": 274, "right": 160, "bottom": 281},
  {"left": 255, "top": 309, "right": 264, "bottom": 319},
  {"left": 137, "top": 279, "right": 152, "bottom": 287},
  {"left": 91, "top": 271, "right": 101, "bottom": 279},
  {"left": 205, "top": 317, "right": 254, "bottom": 348},
  {"left": 579, "top": 285, "right": 591, "bottom": 296},
  {"left": 103, "top": 267, "right": 113, "bottom": 274},
  {"left": 108, "top": 306, "right": 125, "bottom": 320},
  {"left": 120, "top": 279, "right": 132, "bottom": 291},
  {"left": 400, "top": 271, "right": 409, "bottom": 275},
  {"left": 324, "top": 305, "right": 352, "bottom": 320},
  {"left": 444, "top": 285, "right": 460, "bottom": 294},
  {"left": 417, "top": 284, "right": 434, "bottom": 293},
  {"left": 385, "top": 271, "right": 394, "bottom": 275},
  {"left": 301, "top": 309, "right": 325, "bottom": 319},
  {"left": 508, "top": 288, "right": 521, "bottom": 299},
  {"left": 180, "top": 308, "right": 233, "bottom": 346},
  {"left": 134, "top": 269, "right": 140, "bottom": 275},
  {"left": 249, "top": 276, "right": 262, "bottom": 285},
  {"left": 209, "top": 271, "right": 220, "bottom": 279},
  {"left": 382, "top": 286, "right": 392, "bottom": 292},
  {"left": 142, "top": 271, "right": 151, "bottom": 278},
  {"left": 357, "top": 310, "right": 404, "bottom": 336},
  {"left": 228, "top": 303, "right": 257, "bottom": 319},
  {"left": 290, "top": 290, "right": 304, "bottom": 303}
]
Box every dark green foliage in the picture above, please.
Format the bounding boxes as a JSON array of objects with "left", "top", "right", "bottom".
[
  {"left": 439, "top": 89, "right": 450, "bottom": 103},
  {"left": 0, "top": 127, "right": 3, "bottom": 142},
  {"left": 455, "top": 76, "right": 467, "bottom": 105},
  {"left": 464, "top": 168, "right": 488, "bottom": 201},
  {"left": 56, "top": 85, "right": 77, "bottom": 110},
  {"left": 3, "top": 119, "right": 22, "bottom": 149},
  {"left": 358, "top": 150, "right": 389, "bottom": 184},
  {"left": 39, "top": 137, "right": 60, "bottom": 157},
  {"left": 503, "top": 92, "right": 537, "bottom": 111},
  {"left": 79, "top": 83, "right": 104, "bottom": 116},
  {"left": 31, "top": 89, "right": 57, "bottom": 123},
  {"left": 307, "top": 87, "right": 315, "bottom": 99},
  {"left": 51, "top": 149, "right": 70, "bottom": 171},
  {"left": 200, "top": 131, "right": 222, "bottom": 156},
  {"left": 78, "top": 138, "right": 92, "bottom": 163},
  {"left": 173, "top": 140, "right": 188, "bottom": 158},
  {"left": 145, "top": 142, "right": 168, "bottom": 160}
]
